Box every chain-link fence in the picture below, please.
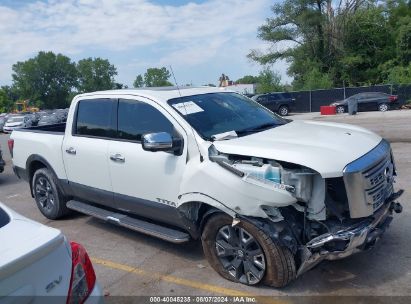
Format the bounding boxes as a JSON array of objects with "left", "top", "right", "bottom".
[{"left": 289, "top": 84, "right": 411, "bottom": 113}]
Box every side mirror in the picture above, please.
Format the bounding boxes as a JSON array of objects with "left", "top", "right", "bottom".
[{"left": 142, "top": 132, "right": 178, "bottom": 153}]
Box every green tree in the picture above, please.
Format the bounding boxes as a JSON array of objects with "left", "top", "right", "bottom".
[
  {"left": 114, "top": 83, "right": 127, "bottom": 89},
  {"left": 236, "top": 75, "right": 259, "bottom": 84},
  {"left": 144, "top": 67, "right": 173, "bottom": 87},
  {"left": 341, "top": 6, "right": 394, "bottom": 85},
  {"left": 76, "top": 57, "right": 117, "bottom": 93},
  {"left": 0, "top": 88, "right": 14, "bottom": 113},
  {"left": 256, "top": 67, "right": 283, "bottom": 93},
  {"left": 12, "top": 51, "right": 77, "bottom": 109},
  {"left": 1, "top": 85, "right": 19, "bottom": 104},
  {"left": 133, "top": 75, "right": 144, "bottom": 88},
  {"left": 296, "top": 65, "right": 333, "bottom": 90},
  {"left": 387, "top": 64, "right": 411, "bottom": 84},
  {"left": 248, "top": 0, "right": 409, "bottom": 88},
  {"left": 396, "top": 16, "right": 411, "bottom": 65},
  {"left": 248, "top": 0, "right": 352, "bottom": 76}
]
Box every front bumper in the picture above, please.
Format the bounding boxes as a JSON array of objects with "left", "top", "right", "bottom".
[{"left": 297, "top": 190, "right": 403, "bottom": 276}]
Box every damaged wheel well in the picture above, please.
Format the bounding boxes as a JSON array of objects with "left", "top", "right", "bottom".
[
  {"left": 177, "top": 201, "right": 226, "bottom": 239},
  {"left": 177, "top": 201, "right": 301, "bottom": 258}
]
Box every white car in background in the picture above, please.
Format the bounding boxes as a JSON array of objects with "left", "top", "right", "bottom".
[
  {"left": 0, "top": 203, "right": 103, "bottom": 303},
  {"left": 3, "top": 116, "right": 29, "bottom": 133}
]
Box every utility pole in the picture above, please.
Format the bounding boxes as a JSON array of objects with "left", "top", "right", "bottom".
[{"left": 343, "top": 80, "right": 346, "bottom": 99}]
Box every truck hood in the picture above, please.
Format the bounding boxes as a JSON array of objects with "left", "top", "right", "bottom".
[{"left": 213, "top": 120, "right": 382, "bottom": 178}]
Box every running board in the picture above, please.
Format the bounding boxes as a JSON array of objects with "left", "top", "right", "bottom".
[{"left": 66, "top": 200, "right": 190, "bottom": 243}]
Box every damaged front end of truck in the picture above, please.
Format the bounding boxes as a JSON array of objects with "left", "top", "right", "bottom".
[{"left": 208, "top": 139, "right": 404, "bottom": 277}]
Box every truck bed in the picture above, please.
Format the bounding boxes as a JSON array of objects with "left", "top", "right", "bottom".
[
  {"left": 11, "top": 124, "right": 67, "bottom": 181},
  {"left": 17, "top": 123, "right": 66, "bottom": 134}
]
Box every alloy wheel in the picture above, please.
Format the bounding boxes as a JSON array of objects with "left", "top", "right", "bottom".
[
  {"left": 35, "top": 176, "right": 55, "bottom": 212},
  {"left": 279, "top": 107, "right": 288, "bottom": 116},
  {"left": 379, "top": 104, "right": 388, "bottom": 112},
  {"left": 336, "top": 106, "right": 345, "bottom": 114},
  {"left": 215, "top": 225, "right": 266, "bottom": 285}
]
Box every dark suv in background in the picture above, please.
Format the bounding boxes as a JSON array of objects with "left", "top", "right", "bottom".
[
  {"left": 331, "top": 92, "right": 399, "bottom": 113},
  {"left": 251, "top": 92, "right": 295, "bottom": 116}
]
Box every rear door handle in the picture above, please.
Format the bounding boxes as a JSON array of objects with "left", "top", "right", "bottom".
[
  {"left": 110, "top": 153, "right": 125, "bottom": 163},
  {"left": 65, "top": 147, "right": 76, "bottom": 155}
]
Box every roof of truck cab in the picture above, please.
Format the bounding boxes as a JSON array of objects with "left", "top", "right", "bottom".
[{"left": 75, "top": 86, "right": 234, "bottom": 103}]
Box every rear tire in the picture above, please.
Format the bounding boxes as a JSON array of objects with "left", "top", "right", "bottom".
[
  {"left": 378, "top": 103, "right": 389, "bottom": 112},
  {"left": 32, "top": 168, "right": 70, "bottom": 220},
  {"left": 202, "top": 213, "right": 296, "bottom": 288},
  {"left": 278, "top": 106, "right": 289, "bottom": 116}
]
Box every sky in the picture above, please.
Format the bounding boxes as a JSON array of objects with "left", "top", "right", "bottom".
[{"left": 0, "top": 0, "right": 292, "bottom": 87}]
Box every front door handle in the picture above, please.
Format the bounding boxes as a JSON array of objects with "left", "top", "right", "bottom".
[
  {"left": 110, "top": 153, "right": 125, "bottom": 163},
  {"left": 65, "top": 147, "right": 76, "bottom": 155}
]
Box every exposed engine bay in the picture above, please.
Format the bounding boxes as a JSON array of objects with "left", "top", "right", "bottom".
[{"left": 208, "top": 143, "right": 404, "bottom": 276}]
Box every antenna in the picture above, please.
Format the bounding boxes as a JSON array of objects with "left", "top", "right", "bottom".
[{"left": 169, "top": 65, "right": 204, "bottom": 162}]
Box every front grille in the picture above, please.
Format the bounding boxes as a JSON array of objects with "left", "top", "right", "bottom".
[
  {"left": 362, "top": 151, "right": 394, "bottom": 212},
  {"left": 343, "top": 140, "right": 395, "bottom": 218}
]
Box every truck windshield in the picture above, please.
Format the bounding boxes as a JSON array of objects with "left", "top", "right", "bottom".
[{"left": 168, "top": 92, "right": 287, "bottom": 140}]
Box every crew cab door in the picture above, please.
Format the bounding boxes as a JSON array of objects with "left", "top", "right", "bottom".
[
  {"left": 107, "top": 98, "right": 187, "bottom": 226},
  {"left": 62, "top": 98, "right": 116, "bottom": 208}
]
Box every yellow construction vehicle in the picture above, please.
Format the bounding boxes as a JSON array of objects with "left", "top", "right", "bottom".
[{"left": 14, "top": 100, "right": 39, "bottom": 113}]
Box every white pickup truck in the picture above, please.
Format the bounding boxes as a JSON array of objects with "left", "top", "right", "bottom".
[
  {"left": 0, "top": 202, "right": 102, "bottom": 303},
  {"left": 10, "top": 87, "right": 404, "bottom": 287}
]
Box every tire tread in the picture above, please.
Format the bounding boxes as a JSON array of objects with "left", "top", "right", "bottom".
[
  {"left": 201, "top": 214, "right": 296, "bottom": 288},
  {"left": 32, "top": 168, "right": 70, "bottom": 220}
]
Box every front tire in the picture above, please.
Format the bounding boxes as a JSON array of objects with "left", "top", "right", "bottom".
[
  {"left": 336, "top": 105, "right": 345, "bottom": 114},
  {"left": 202, "top": 213, "right": 296, "bottom": 288},
  {"left": 32, "top": 168, "right": 70, "bottom": 220}
]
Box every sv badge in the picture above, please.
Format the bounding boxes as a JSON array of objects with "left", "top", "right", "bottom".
[{"left": 45, "top": 275, "right": 63, "bottom": 293}]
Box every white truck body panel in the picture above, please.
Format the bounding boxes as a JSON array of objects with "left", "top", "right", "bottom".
[
  {"left": 63, "top": 136, "right": 112, "bottom": 192},
  {"left": 11, "top": 131, "right": 66, "bottom": 180}
]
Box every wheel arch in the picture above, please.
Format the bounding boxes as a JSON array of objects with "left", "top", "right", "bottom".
[
  {"left": 177, "top": 193, "right": 237, "bottom": 239},
  {"left": 278, "top": 104, "right": 289, "bottom": 110},
  {"left": 26, "top": 155, "right": 66, "bottom": 198},
  {"left": 277, "top": 104, "right": 289, "bottom": 115}
]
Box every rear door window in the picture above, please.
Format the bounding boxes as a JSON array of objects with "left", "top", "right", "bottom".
[
  {"left": 268, "top": 94, "right": 280, "bottom": 101},
  {"left": 74, "top": 99, "right": 116, "bottom": 138},
  {"left": 281, "top": 93, "right": 292, "bottom": 99},
  {"left": 256, "top": 95, "right": 268, "bottom": 103},
  {"left": 117, "top": 99, "right": 175, "bottom": 142}
]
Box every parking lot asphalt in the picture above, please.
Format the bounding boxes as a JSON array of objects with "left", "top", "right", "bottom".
[{"left": 0, "top": 109, "right": 410, "bottom": 301}]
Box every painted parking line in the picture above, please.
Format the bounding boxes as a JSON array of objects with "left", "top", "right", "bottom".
[
  {"left": 6, "top": 194, "right": 20, "bottom": 198},
  {"left": 91, "top": 257, "right": 288, "bottom": 304}
]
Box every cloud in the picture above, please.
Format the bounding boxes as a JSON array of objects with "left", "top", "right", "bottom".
[{"left": 0, "top": 0, "right": 291, "bottom": 85}]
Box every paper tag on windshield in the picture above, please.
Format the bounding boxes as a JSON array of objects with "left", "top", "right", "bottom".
[{"left": 172, "top": 101, "right": 204, "bottom": 115}]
